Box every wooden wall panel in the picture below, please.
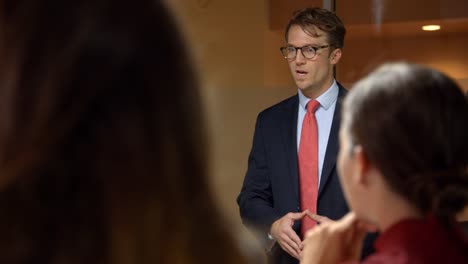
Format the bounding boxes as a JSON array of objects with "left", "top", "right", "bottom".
[{"left": 269, "top": 0, "right": 322, "bottom": 30}]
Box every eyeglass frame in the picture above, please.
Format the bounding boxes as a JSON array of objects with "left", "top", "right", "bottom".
[{"left": 279, "top": 44, "right": 330, "bottom": 60}]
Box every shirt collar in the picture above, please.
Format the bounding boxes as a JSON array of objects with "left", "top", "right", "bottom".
[{"left": 298, "top": 80, "right": 339, "bottom": 111}]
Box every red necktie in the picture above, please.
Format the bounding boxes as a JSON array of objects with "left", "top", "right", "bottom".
[{"left": 298, "top": 100, "right": 320, "bottom": 236}]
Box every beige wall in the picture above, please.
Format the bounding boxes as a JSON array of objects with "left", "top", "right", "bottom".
[{"left": 168, "top": 0, "right": 294, "bottom": 235}]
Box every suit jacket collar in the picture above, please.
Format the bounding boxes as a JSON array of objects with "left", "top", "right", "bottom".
[
  {"left": 318, "top": 83, "right": 346, "bottom": 196},
  {"left": 279, "top": 95, "right": 300, "bottom": 201}
]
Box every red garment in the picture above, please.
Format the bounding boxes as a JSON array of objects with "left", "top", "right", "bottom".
[{"left": 362, "top": 216, "right": 468, "bottom": 263}]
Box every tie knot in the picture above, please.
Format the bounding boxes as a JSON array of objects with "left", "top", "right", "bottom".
[{"left": 306, "top": 100, "right": 320, "bottom": 114}]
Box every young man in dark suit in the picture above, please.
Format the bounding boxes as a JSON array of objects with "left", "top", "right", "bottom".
[{"left": 237, "top": 8, "right": 374, "bottom": 264}]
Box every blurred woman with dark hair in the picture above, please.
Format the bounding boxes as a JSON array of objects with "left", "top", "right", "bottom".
[
  {"left": 0, "top": 0, "right": 248, "bottom": 263},
  {"left": 301, "top": 62, "right": 468, "bottom": 263}
]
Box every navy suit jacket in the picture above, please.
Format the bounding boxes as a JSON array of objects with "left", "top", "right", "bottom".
[{"left": 237, "top": 84, "right": 373, "bottom": 264}]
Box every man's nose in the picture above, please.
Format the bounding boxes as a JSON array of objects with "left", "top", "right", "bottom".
[{"left": 295, "top": 49, "right": 306, "bottom": 65}]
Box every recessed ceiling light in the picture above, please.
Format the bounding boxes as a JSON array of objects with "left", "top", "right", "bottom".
[{"left": 422, "top": 25, "right": 441, "bottom": 31}]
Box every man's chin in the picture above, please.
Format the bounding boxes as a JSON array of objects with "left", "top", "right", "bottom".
[
  {"left": 294, "top": 80, "right": 305, "bottom": 87},
  {"left": 297, "top": 85, "right": 311, "bottom": 92}
]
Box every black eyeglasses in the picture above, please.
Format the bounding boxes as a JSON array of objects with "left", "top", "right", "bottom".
[{"left": 280, "top": 45, "right": 330, "bottom": 60}]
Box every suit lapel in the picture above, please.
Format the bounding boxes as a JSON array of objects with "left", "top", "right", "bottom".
[
  {"left": 280, "top": 96, "right": 300, "bottom": 201},
  {"left": 318, "top": 85, "right": 346, "bottom": 196}
]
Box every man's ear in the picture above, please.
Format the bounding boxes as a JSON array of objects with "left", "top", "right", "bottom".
[
  {"left": 354, "top": 146, "right": 370, "bottom": 186},
  {"left": 330, "top": 48, "right": 342, "bottom": 65}
]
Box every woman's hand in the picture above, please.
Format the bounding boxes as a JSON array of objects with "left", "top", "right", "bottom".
[{"left": 301, "top": 212, "right": 373, "bottom": 264}]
